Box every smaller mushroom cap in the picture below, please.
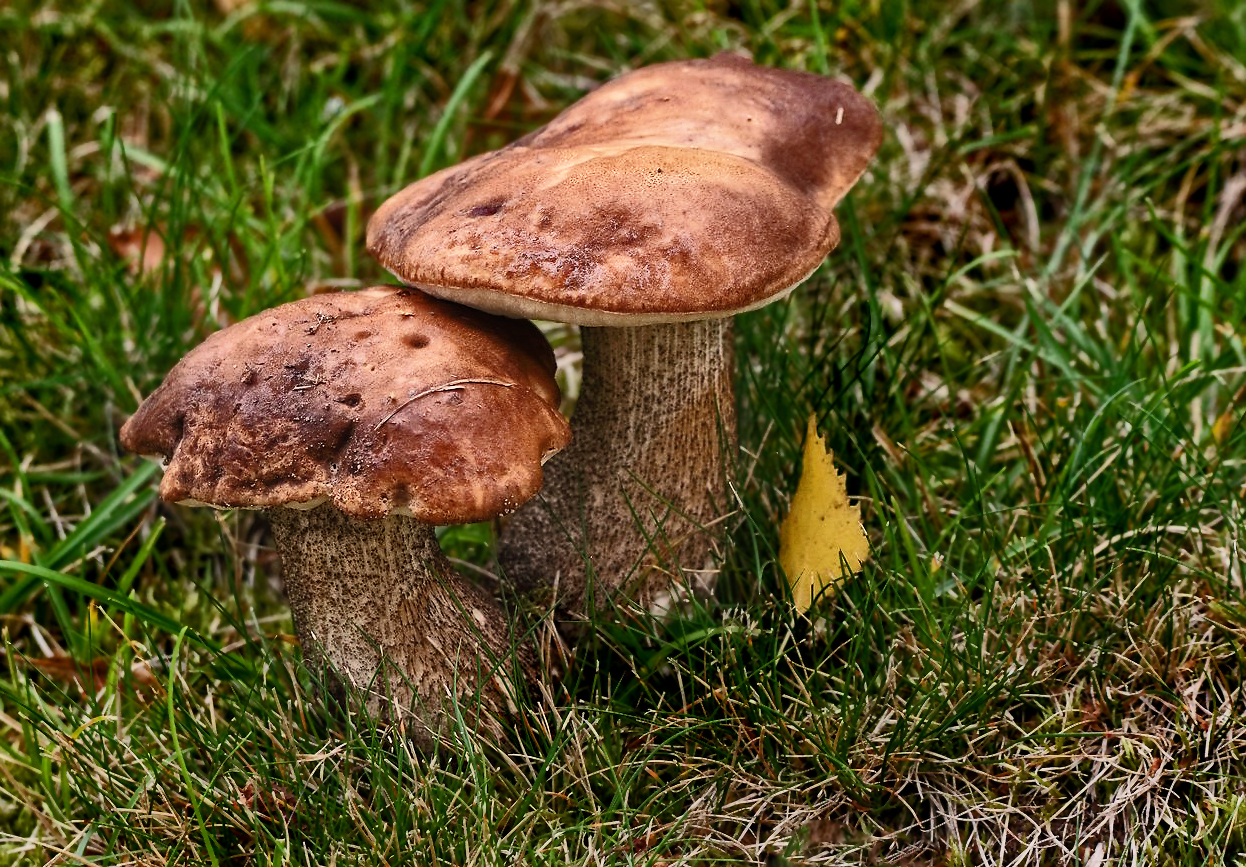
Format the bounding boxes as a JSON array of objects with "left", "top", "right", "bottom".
[
  {"left": 120, "top": 287, "right": 571, "bottom": 523},
  {"left": 367, "top": 54, "right": 883, "bottom": 326}
]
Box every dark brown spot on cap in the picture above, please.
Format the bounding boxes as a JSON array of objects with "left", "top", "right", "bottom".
[{"left": 465, "top": 199, "right": 505, "bottom": 217}]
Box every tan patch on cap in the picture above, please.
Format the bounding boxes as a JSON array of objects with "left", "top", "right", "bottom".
[
  {"left": 120, "top": 287, "right": 571, "bottom": 522},
  {"left": 367, "top": 54, "right": 883, "bottom": 323}
]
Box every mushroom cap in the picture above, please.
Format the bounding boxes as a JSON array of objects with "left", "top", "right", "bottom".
[
  {"left": 120, "top": 287, "right": 571, "bottom": 523},
  {"left": 367, "top": 54, "right": 883, "bottom": 326}
]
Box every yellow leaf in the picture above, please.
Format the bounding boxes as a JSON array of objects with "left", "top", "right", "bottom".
[
  {"left": 779, "top": 415, "right": 870, "bottom": 613},
  {"left": 1213, "top": 408, "right": 1234, "bottom": 445}
]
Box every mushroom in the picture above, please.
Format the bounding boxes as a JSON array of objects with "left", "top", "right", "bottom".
[
  {"left": 366, "top": 54, "right": 882, "bottom": 619},
  {"left": 120, "top": 286, "right": 570, "bottom": 743}
]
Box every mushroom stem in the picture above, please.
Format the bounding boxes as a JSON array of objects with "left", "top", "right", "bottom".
[
  {"left": 500, "top": 317, "right": 737, "bottom": 619},
  {"left": 269, "top": 506, "right": 529, "bottom": 743}
]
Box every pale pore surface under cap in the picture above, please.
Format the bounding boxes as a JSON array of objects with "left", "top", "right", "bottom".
[
  {"left": 120, "top": 286, "right": 570, "bottom": 522},
  {"left": 367, "top": 54, "right": 884, "bottom": 323}
]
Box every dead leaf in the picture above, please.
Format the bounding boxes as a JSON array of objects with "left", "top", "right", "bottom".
[
  {"left": 28, "top": 653, "right": 158, "bottom": 698},
  {"left": 29, "top": 654, "right": 110, "bottom": 693},
  {"left": 238, "top": 779, "right": 298, "bottom": 824},
  {"left": 779, "top": 415, "right": 870, "bottom": 612},
  {"left": 106, "top": 222, "right": 249, "bottom": 330},
  {"left": 107, "top": 225, "right": 169, "bottom": 275}
]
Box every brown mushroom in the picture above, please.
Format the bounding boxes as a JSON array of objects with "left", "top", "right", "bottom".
[
  {"left": 367, "top": 54, "right": 883, "bottom": 620},
  {"left": 120, "top": 286, "right": 570, "bottom": 743}
]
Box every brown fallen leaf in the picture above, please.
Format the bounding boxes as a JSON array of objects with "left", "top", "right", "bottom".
[
  {"left": 237, "top": 779, "right": 298, "bottom": 825},
  {"left": 28, "top": 653, "right": 158, "bottom": 697},
  {"left": 107, "top": 221, "right": 249, "bottom": 330},
  {"left": 779, "top": 415, "right": 870, "bottom": 612},
  {"left": 107, "top": 225, "right": 168, "bottom": 275}
]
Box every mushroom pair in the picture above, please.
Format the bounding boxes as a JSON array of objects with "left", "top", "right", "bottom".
[
  {"left": 367, "top": 53, "right": 882, "bottom": 619},
  {"left": 123, "top": 54, "right": 881, "bottom": 742},
  {"left": 121, "top": 287, "right": 569, "bottom": 743}
]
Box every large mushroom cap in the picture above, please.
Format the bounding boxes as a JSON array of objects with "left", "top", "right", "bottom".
[
  {"left": 367, "top": 54, "right": 883, "bottom": 325},
  {"left": 120, "top": 287, "right": 571, "bottom": 522}
]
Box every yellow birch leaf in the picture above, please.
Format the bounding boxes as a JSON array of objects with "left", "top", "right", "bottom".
[
  {"left": 779, "top": 415, "right": 870, "bottom": 612},
  {"left": 1212, "top": 408, "right": 1234, "bottom": 445}
]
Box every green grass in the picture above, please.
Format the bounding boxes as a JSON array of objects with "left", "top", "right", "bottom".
[{"left": 3, "top": 0, "right": 1246, "bottom": 863}]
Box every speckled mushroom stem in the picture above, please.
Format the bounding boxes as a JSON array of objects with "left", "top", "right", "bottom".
[
  {"left": 499, "top": 318, "right": 737, "bottom": 620},
  {"left": 269, "top": 506, "right": 531, "bottom": 745}
]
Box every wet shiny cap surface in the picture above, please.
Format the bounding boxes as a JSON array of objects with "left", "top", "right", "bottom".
[
  {"left": 120, "top": 287, "right": 571, "bottom": 522},
  {"left": 367, "top": 54, "right": 883, "bottom": 324}
]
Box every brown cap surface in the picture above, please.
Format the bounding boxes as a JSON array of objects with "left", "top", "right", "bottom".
[
  {"left": 367, "top": 54, "right": 883, "bottom": 325},
  {"left": 120, "top": 287, "right": 571, "bottom": 522}
]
